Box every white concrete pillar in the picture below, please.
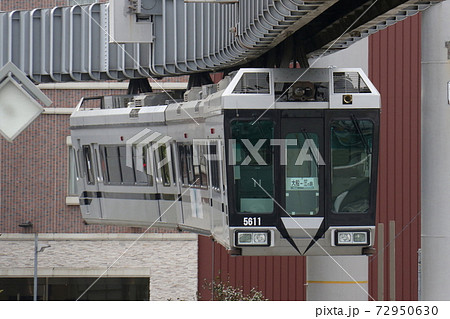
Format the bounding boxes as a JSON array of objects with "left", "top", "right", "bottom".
[
  {"left": 421, "top": 0, "right": 450, "bottom": 300},
  {"left": 307, "top": 256, "right": 369, "bottom": 300},
  {"left": 307, "top": 30, "right": 370, "bottom": 302}
]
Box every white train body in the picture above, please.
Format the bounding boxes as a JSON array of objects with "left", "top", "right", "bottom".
[{"left": 70, "top": 68, "right": 380, "bottom": 256}]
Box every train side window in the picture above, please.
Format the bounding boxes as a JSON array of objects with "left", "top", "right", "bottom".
[
  {"left": 197, "top": 145, "right": 208, "bottom": 188},
  {"left": 103, "top": 146, "right": 121, "bottom": 184},
  {"left": 231, "top": 120, "right": 274, "bottom": 214},
  {"left": 186, "top": 144, "right": 195, "bottom": 185},
  {"left": 285, "top": 132, "right": 320, "bottom": 216},
  {"left": 209, "top": 143, "right": 221, "bottom": 192},
  {"left": 99, "top": 146, "right": 109, "bottom": 182},
  {"left": 170, "top": 143, "right": 178, "bottom": 186},
  {"left": 119, "top": 146, "right": 135, "bottom": 185},
  {"left": 331, "top": 119, "right": 374, "bottom": 213},
  {"left": 135, "top": 145, "right": 153, "bottom": 186},
  {"left": 193, "top": 145, "right": 202, "bottom": 187},
  {"left": 232, "top": 72, "right": 270, "bottom": 94},
  {"left": 333, "top": 72, "right": 371, "bottom": 94},
  {"left": 156, "top": 143, "right": 171, "bottom": 186},
  {"left": 82, "top": 145, "right": 95, "bottom": 185},
  {"left": 68, "top": 146, "right": 80, "bottom": 196},
  {"left": 178, "top": 144, "right": 188, "bottom": 186}
]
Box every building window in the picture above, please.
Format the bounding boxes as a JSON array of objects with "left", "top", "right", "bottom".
[{"left": 0, "top": 277, "right": 149, "bottom": 301}]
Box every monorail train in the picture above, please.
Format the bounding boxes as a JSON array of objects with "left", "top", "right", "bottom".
[{"left": 70, "top": 68, "right": 380, "bottom": 256}]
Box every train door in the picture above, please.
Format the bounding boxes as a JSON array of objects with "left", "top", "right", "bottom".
[
  {"left": 280, "top": 114, "right": 326, "bottom": 240},
  {"left": 178, "top": 142, "right": 212, "bottom": 234},
  {"left": 191, "top": 142, "right": 212, "bottom": 232},
  {"left": 208, "top": 140, "right": 227, "bottom": 244},
  {"left": 154, "top": 140, "right": 179, "bottom": 227},
  {"left": 170, "top": 142, "right": 184, "bottom": 224},
  {"left": 78, "top": 143, "right": 103, "bottom": 221}
]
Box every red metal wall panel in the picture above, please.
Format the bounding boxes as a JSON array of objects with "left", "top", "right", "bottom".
[
  {"left": 368, "top": 13, "right": 421, "bottom": 301},
  {"left": 197, "top": 236, "right": 306, "bottom": 300},
  {"left": 198, "top": 14, "right": 422, "bottom": 301}
]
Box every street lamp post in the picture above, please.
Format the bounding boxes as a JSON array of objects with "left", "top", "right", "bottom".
[
  {"left": 34, "top": 233, "right": 38, "bottom": 301},
  {"left": 33, "top": 233, "right": 51, "bottom": 301},
  {"left": 18, "top": 222, "right": 50, "bottom": 301}
]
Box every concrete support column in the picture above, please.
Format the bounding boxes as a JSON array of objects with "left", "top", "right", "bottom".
[
  {"left": 307, "top": 256, "right": 369, "bottom": 300},
  {"left": 421, "top": 0, "right": 450, "bottom": 301}
]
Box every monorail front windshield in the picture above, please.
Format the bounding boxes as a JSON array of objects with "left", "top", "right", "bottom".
[
  {"left": 226, "top": 110, "right": 379, "bottom": 227},
  {"left": 231, "top": 120, "right": 274, "bottom": 214},
  {"left": 331, "top": 119, "right": 374, "bottom": 214}
]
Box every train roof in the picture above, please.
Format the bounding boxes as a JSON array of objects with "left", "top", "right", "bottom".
[{"left": 70, "top": 68, "right": 380, "bottom": 127}]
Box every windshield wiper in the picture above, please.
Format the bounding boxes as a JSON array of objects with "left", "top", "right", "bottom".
[{"left": 351, "top": 114, "right": 371, "bottom": 155}]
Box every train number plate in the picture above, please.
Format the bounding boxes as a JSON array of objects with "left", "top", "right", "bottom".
[{"left": 243, "top": 217, "right": 261, "bottom": 226}]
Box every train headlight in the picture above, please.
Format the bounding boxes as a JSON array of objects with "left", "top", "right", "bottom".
[
  {"left": 353, "top": 232, "right": 367, "bottom": 243},
  {"left": 337, "top": 232, "right": 352, "bottom": 243},
  {"left": 237, "top": 233, "right": 253, "bottom": 244},
  {"left": 253, "top": 233, "right": 268, "bottom": 244},
  {"left": 335, "top": 230, "right": 370, "bottom": 246},
  {"left": 236, "top": 231, "right": 270, "bottom": 246}
]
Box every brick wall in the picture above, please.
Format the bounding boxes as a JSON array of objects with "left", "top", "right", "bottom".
[
  {"left": 0, "top": 110, "right": 164, "bottom": 233},
  {"left": 0, "top": 0, "right": 188, "bottom": 234}
]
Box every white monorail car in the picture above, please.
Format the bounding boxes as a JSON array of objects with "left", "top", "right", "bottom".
[{"left": 70, "top": 68, "right": 380, "bottom": 256}]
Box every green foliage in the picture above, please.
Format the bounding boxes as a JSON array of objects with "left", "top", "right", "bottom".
[{"left": 203, "top": 279, "right": 268, "bottom": 301}]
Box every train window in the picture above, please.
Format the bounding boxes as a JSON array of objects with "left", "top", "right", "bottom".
[
  {"left": 209, "top": 143, "right": 220, "bottom": 191},
  {"left": 99, "top": 147, "right": 108, "bottom": 182},
  {"left": 333, "top": 72, "right": 371, "bottom": 94},
  {"left": 331, "top": 119, "right": 374, "bottom": 213},
  {"left": 100, "top": 145, "right": 152, "bottom": 186},
  {"left": 156, "top": 144, "right": 171, "bottom": 186},
  {"left": 135, "top": 145, "right": 153, "bottom": 186},
  {"left": 186, "top": 145, "right": 195, "bottom": 185},
  {"left": 197, "top": 145, "right": 209, "bottom": 188},
  {"left": 170, "top": 143, "right": 178, "bottom": 186},
  {"left": 285, "top": 132, "right": 320, "bottom": 216},
  {"left": 193, "top": 150, "right": 202, "bottom": 188},
  {"left": 178, "top": 144, "right": 188, "bottom": 185},
  {"left": 68, "top": 146, "right": 79, "bottom": 196},
  {"left": 232, "top": 72, "right": 270, "bottom": 94},
  {"left": 118, "top": 146, "right": 135, "bottom": 184},
  {"left": 274, "top": 81, "right": 329, "bottom": 102},
  {"left": 102, "top": 146, "right": 121, "bottom": 184},
  {"left": 231, "top": 120, "right": 274, "bottom": 214},
  {"left": 82, "top": 145, "right": 95, "bottom": 185}
]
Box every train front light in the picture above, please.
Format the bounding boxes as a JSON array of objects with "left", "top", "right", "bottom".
[
  {"left": 352, "top": 232, "right": 367, "bottom": 243},
  {"left": 236, "top": 231, "right": 270, "bottom": 246},
  {"left": 237, "top": 233, "right": 252, "bottom": 244},
  {"left": 253, "top": 233, "right": 268, "bottom": 244},
  {"left": 337, "top": 232, "right": 352, "bottom": 244},
  {"left": 335, "top": 230, "right": 369, "bottom": 246}
]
